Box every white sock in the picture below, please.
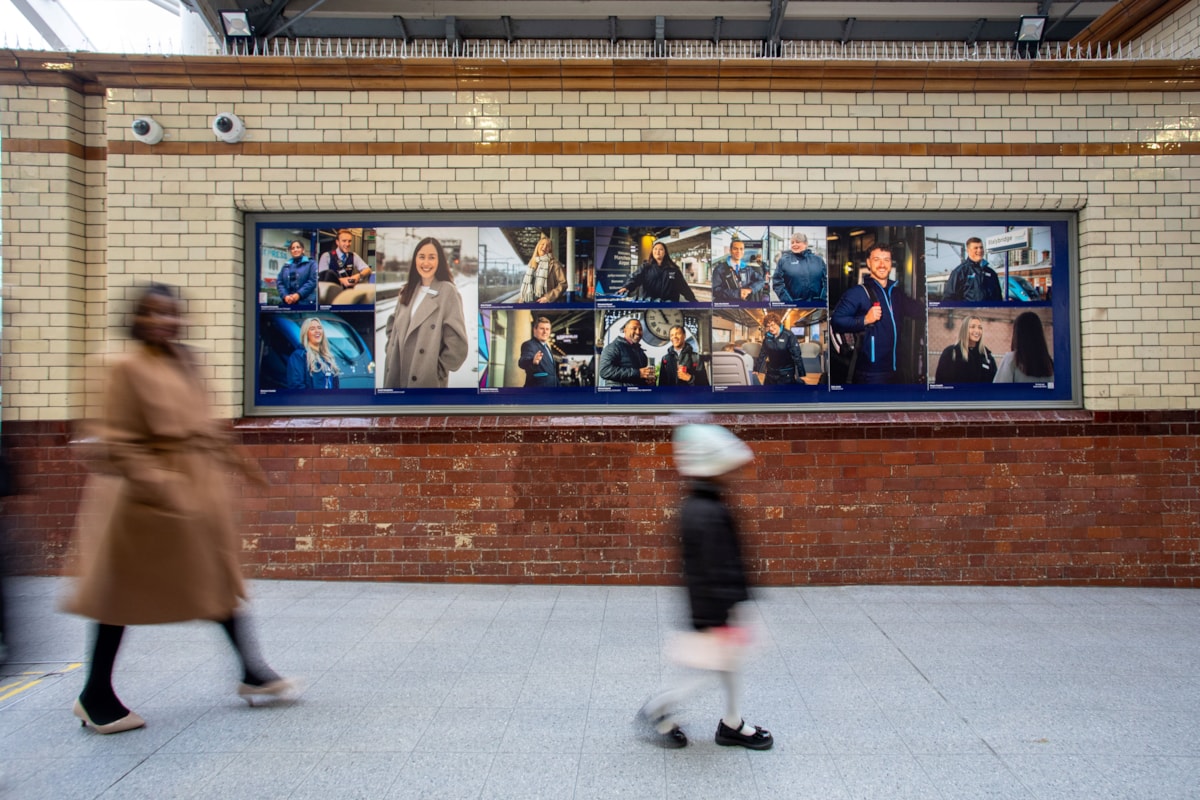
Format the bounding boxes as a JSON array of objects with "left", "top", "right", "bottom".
[{"left": 722, "top": 717, "right": 757, "bottom": 736}]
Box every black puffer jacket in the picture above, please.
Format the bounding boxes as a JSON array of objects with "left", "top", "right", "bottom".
[
  {"left": 658, "top": 343, "right": 708, "bottom": 387},
  {"left": 681, "top": 479, "right": 750, "bottom": 630},
  {"left": 621, "top": 260, "right": 696, "bottom": 302},
  {"left": 599, "top": 337, "right": 648, "bottom": 385}
]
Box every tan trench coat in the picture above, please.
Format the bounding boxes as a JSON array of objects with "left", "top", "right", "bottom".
[
  {"left": 63, "top": 345, "right": 250, "bottom": 625},
  {"left": 381, "top": 280, "right": 469, "bottom": 388}
]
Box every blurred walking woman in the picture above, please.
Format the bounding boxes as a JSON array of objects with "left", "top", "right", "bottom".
[
  {"left": 518, "top": 236, "right": 567, "bottom": 304},
  {"left": 64, "top": 285, "right": 289, "bottom": 735},
  {"left": 994, "top": 311, "right": 1054, "bottom": 383},
  {"left": 382, "top": 237, "right": 469, "bottom": 388},
  {"left": 934, "top": 315, "right": 996, "bottom": 384},
  {"left": 287, "top": 317, "right": 341, "bottom": 390}
]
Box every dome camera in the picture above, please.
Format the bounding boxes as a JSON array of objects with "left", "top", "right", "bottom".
[
  {"left": 211, "top": 112, "right": 245, "bottom": 144},
  {"left": 130, "top": 116, "right": 164, "bottom": 145}
]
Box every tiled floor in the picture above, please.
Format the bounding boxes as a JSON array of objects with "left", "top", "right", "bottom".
[{"left": 2, "top": 577, "right": 1199, "bottom": 799}]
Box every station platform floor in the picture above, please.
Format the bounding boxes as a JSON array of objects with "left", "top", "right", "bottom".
[{"left": 1, "top": 576, "right": 1198, "bottom": 799}]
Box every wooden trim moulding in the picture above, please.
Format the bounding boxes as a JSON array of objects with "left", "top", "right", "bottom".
[
  {"left": 1, "top": 50, "right": 1198, "bottom": 94},
  {"left": 1071, "top": 0, "right": 1194, "bottom": 47}
]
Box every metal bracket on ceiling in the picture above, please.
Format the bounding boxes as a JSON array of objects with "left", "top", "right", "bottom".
[
  {"left": 265, "top": 0, "right": 328, "bottom": 41},
  {"left": 394, "top": 16, "right": 409, "bottom": 43},
  {"left": 1044, "top": 0, "right": 1085, "bottom": 39},
  {"left": 609, "top": 15, "right": 618, "bottom": 45},
  {"left": 256, "top": 0, "right": 290, "bottom": 38},
  {"left": 767, "top": 0, "right": 788, "bottom": 50},
  {"left": 9, "top": 0, "right": 96, "bottom": 51},
  {"left": 501, "top": 15, "right": 514, "bottom": 43},
  {"left": 712, "top": 15, "right": 723, "bottom": 46},
  {"left": 840, "top": 17, "right": 856, "bottom": 45},
  {"left": 966, "top": 18, "right": 985, "bottom": 46}
]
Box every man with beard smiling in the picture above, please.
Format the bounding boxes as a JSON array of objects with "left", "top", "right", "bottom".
[
  {"left": 831, "top": 245, "right": 925, "bottom": 384},
  {"left": 599, "top": 318, "right": 655, "bottom": 386}
]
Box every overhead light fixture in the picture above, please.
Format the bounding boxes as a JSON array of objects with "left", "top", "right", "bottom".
[
  {"left": 1014, "top": 15, "right": 1046, "bottom": 58},
  {"left": 220, "top": 11, "right": 254, "bottom": 38}
]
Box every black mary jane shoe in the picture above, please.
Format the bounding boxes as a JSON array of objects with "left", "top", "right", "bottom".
[
  {"left": 714, "top": 719, "right": 773, "bottom": 750},
  {"left": 659, "top": 725, "right": 688, "bottom": 749},
  {"left": 636, "top": 706, "right": 689, "bottom": 749}
]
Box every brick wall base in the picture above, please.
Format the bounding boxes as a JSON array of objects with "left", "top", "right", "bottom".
[{"left": 3, "top": 411, "right": 1197, "bottom": 586}]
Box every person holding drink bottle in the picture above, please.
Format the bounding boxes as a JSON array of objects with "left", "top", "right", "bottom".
[{"left": 657, "top": 325, "right": 708, "bottom": 387}]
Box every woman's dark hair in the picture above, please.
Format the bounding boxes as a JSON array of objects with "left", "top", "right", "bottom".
[
  {"left": 399, "top": 237, "right": 452, "bottom": 306},
  {"left": 646, "top": 240, "right": 677, "bottom": 270},
  {"left": 130, "top": 283, "right": 179, "bottom": 342},
  {"left": 1011, "top": 311, "right": 1053, "bottom": 378}
]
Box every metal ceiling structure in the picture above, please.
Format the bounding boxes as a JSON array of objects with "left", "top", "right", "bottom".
[
  {"left": 8, "top": 0, "right": 98, "bottom": 51},
  {"left": 184, "top": 1, "right": 1120, "bottom": 46}
]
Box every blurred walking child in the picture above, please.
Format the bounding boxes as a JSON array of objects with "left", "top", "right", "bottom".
[{"left": 638, "top": 423, "right": 773, "bottom": 750}]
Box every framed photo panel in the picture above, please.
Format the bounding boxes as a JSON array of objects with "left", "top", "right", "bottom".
[{"left": 245, "top": 214, "right": 1077, "bottom": 413}]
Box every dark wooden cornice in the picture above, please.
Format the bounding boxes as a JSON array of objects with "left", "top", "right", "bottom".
[
  {"left": 0, "top": 49, "right": 1198, "bottom": 94},
  {"left": 1071, "top": 0, "right": 1194, "bottom": 47}
]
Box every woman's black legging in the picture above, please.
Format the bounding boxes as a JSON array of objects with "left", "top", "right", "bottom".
[{"left": 80, "top": 614, "right": 271, "bottom": 724}]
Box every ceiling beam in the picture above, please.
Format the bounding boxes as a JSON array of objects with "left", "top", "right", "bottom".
[
  {"left": 256, "top": 0, "right": 293, "bottom": 38},
  {"left": 266, "top": 0, "right": 331, "bottom": 41},
  {"left": 966, "top": 17, "right": 986, "bottom": 44},
  {"left": 767, "top": 0, "right": 788, "bottom": 46},
  {"left": 9, "top": 0, "right": 96, "bottom": 51}
]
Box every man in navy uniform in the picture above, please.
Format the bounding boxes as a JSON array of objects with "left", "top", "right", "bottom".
[{"left": 518, "top": 317, "right": 560, "bottom": 387}]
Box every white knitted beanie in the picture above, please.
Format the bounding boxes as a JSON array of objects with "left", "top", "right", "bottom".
[{"left": 672, "top": 424, "right": 754, "bottom": 478}]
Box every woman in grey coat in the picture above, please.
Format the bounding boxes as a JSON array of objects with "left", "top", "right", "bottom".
[{"left": 382, "top": 237, "right": 469, "bottom": 388}]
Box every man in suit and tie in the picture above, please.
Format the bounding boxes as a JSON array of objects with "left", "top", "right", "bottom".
[{"left": 518, "top": 316, "right": 560, "bottom": 387}]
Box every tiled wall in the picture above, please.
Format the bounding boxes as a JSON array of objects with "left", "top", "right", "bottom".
[
  {"left": 1135, "top": 0, "right": 1200, "bottom": 54},
  {"left": 3, "top": 39, "right": 1200, "bottom": 584},
  {"left": 5, "top": 77, "right": 1200, "bottom": 418}
]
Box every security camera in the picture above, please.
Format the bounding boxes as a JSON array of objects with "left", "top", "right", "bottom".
[
  {"left": 130, "top": 116, "right": 164, "bottom": 145},
  {"left": 211, "top": 112, "right": 245, "bottom": 144}
]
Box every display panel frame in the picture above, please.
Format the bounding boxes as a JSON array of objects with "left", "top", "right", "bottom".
[{"left": 243, "top": 211, "right": 1079, "bottom": 415}]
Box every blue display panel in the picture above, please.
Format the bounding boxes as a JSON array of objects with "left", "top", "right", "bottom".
[{"left": 246, "top": 215, "right": 1076, "bottom": 413}]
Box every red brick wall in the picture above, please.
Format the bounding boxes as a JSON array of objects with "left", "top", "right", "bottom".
[{"left": 3, "top": 411, "right": 1198, "bottom": 586}]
